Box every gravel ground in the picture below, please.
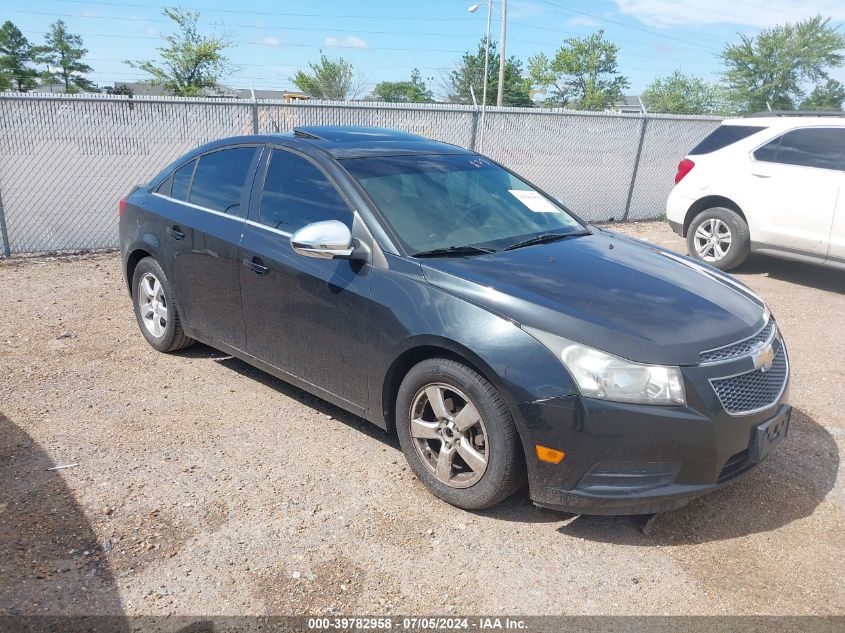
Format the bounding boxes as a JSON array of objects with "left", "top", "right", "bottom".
[{"left": 0, "top": 221, "right": 843, "bottom": 617}]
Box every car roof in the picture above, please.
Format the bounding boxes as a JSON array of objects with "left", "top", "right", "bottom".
[
  {"left": 189, "top": 126, "right": 474, "bottom": 160},
  {"left": 722, "top": 114, "right": 845, "bottom": 129}
]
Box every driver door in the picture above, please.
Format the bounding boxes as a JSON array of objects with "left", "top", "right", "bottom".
[{"left": 238, "top": 147, "right": 373, "bottom": 410}]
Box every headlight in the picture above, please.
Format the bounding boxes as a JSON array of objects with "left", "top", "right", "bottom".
[{"left": 524, "top": 327, "right": 686, "bottom": 406}]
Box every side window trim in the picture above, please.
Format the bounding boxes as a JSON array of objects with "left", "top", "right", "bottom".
[{"left": 750, "top": 126, "right": 845, "bottom": 172}]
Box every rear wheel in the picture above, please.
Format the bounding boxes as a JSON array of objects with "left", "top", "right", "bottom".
[
  {"left": 687, "top": 207, "right": 750, "bottom": 271},
  {"left": 131, "top": 257, "right": 194, "bottom": 352},
  {"left": 395, "top": 358, "right": 524, "bottom": 509}
]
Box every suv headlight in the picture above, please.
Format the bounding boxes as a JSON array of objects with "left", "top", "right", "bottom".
[{"left": 524, "top": 327, "right": 686, "bottom": 406}]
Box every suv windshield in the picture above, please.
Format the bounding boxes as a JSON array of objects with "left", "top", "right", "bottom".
[{"left": 341, "top": 154, "right": 585, "bottom": 254}]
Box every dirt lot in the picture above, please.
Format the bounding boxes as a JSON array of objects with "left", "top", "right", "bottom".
[{"left": 0, "top": 221, "right": 843, "bottom": 617}]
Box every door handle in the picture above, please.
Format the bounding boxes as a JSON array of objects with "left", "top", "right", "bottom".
[
  {"left": 167, "top": 225, "right": 185, "bottom": 240},
  {"left": 242, "top": 256, "right": 269, "bottom": 275}
]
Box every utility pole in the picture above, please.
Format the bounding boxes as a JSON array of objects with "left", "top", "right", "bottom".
[{"left": 496, "top": 0, "right": 507, "bottom": 107}]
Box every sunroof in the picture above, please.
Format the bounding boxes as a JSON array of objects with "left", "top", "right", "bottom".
[{"left": 292, "top": 126, "right": 424, "bottom": 143}]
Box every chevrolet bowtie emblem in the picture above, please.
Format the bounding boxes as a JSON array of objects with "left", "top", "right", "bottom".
[{"left": 752, "top": 343, "right": 775, "bottom": 372}]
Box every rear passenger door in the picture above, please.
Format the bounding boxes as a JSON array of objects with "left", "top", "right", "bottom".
[
  {"left": 153, "top": 144, "right": 261, "bottom": 349},
  {"left": 239, "top": 146, "right": 373, "bottom": 410},
  {"left": 749, "top": 127, "right": 844, "bottom": 255}
]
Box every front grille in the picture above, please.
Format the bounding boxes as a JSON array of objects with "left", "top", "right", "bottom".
[
  {"left": 700, "top": 320, "right": 775, "bottom": 363},
  {"left": 710, "top": 345, "right": 788, "bottom": 415}
]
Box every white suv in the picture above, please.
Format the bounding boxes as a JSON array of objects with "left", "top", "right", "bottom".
[{"left": 666, "top": 112, "right": 845, "bottom": 271}]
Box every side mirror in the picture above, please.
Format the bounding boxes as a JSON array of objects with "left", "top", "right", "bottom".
[{"left": 290, "top": 220, "right": 354, "bottom": 260}]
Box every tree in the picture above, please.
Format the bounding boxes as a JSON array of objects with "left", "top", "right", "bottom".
[
  {"left": 292, "top": 51, "right": 364, "bottom": 100},
  {"left": 800, "top": 79, "right": 845, "bottom": 110},
  {"left": 38, "top": 20, "right": 95, "bottom": 92},
  {"left": 641, "top": 70, "right": 724, "bottom": 114},
  {"left": 445, "top": 39, "right": 532, "bottom": 107},
  {"left": 721, "top": 16, "right": 845, "bottom": 112},
  {"left": 127, "top": 7, "right": 233, "bottom": 97},
  {"left": 0, "top": 21, "right": 39, "bottom": 91},
  {"left": 371, "top": 68, "right": 434, "bottom": 103},
  {"left": 528, "top": 31, "right": 629, "bottom": 110}
]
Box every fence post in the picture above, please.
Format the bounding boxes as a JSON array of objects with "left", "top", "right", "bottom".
[
  {"left": 469, "top": 110, "right": 479, "bottom": 152},
  {"left": 0, "top": 186, "right": 10, "bottom": 258},
  {"left": 251, "top": 101, "right": 259, "bottom": 134},
  {"left": 622, "top": 115, "right": 649, "bottom": 222}
]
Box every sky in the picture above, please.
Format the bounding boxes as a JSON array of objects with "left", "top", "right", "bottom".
[{"left": 7, "top": 0, "right": 845, "bottom": 96}]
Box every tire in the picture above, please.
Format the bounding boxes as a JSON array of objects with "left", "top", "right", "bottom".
[
  {"left": 131, "top": 256, "right": 194, "bottom": 353},
  {"left": 395, "top": 358, "right": 525, "bottom": 510},
  {"left": 687, "top": 207, "right": 750, "bottom": 271}
]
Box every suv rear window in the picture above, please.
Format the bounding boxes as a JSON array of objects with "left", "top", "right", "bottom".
[{"left": 689, "top": 125, "right": 766, "bottom": 155}]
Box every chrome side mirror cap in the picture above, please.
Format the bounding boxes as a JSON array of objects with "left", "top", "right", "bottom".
[{"left": 290, "top": 220, "right": 354, "bottom": 260}]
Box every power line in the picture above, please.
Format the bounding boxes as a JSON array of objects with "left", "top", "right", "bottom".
[{"left": 54, "top": 0, "right": 480, "bottom": 22}]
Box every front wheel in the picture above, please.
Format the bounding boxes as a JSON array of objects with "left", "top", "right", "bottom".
[
  {"left": 395, "top": 358, "right": 525, "bottom": 510},
  {"left": 687, "top": 207, "right": 750, "bottom": 271}
]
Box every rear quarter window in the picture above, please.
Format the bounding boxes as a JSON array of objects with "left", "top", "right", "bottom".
[{"left": 689, "top": 125, "right": 767, "bottom": 155}]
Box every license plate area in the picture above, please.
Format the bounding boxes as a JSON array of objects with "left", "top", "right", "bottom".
[{"left": 750, "top": 407, "right": 790, "bottom": 463}]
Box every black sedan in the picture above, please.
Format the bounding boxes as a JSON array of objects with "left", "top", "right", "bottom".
[{"left": 119, "top": 126, "right": 790, "bottom": 514}]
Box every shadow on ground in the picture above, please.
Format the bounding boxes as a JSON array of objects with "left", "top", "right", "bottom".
[
  {"left": 179, "top": 346, "right": 840, "bottom": 545},
  {"left": 739, "top": 254, "right": 843, "bottom": 294},
  {"left": 0, "top": 412, "right": 125, "bottom": 620}
]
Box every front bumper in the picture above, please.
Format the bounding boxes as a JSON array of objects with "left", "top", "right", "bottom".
[{"left": 515, "top": 338, "right": 791, "bottom": 515}]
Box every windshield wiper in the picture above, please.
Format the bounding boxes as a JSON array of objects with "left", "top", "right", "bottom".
[
  {"left": 502, "top": 231, "right": 590, "bottom": 252},
  {"left": 412, "top": 245, "right": 497, "bottom": 258}
]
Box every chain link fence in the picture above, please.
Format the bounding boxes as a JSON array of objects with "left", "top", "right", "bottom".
[{"left": 0, "top": 93, "right": 721, "bottom": 256}]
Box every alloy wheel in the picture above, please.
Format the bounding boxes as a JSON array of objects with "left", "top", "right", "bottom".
[
  {"left": 409, "top": 383, "right": 489, "bottom": 488},
  {"left": 693, "top": 218, "right": 732, "bottom": 262},
  {"left": 138, "top": 272, "right": 168, "bottom": 337}
]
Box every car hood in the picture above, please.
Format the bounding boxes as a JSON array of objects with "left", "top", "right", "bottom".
[{"left": 419, "top": 229, "right": 767, "bottom": 366}]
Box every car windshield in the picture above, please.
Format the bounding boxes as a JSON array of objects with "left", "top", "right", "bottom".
[{"left": 340, "top": 154, "right": 585, "bottom": 254}]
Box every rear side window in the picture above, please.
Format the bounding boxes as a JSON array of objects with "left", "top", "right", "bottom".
[
  {"left": 689, "top": 125, "right": 766, "bottom": 155},
  {"left": 753, "top": 128, "right": 845, "bottom": 171},
  {"left": 189, "top": 147, "right": 258, "bottom": 214},
  {"left": 259, "top": 149, "right": 352, "bottom": 232},
  {"left": 168, "top": 160, "right": 195, "bottom": 201}
]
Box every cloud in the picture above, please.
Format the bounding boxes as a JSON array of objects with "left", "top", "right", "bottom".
[
  {"left": 261, "top": 36, "right": 280, "bottom": 46},
  {"left": 144, "top": 27, "right": 158, "bottom": 37},
  {"left": 324, "top": 35, "right": 368, "bottom": 49},
  {"left": 508, "top": 1, "right": 545, "bottom": 19},
  {"left": 566, "top": 16, "right": 601, "bottom": 27},
  {"left": 614, "top": 0, "right": 845, "bottom": 28}
]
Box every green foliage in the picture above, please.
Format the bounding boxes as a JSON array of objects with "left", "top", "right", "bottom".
[
  {"left": 446, "top": 39, "right": 532, "bottom": 107},
  {"left": 127, "top": 7, "right": 233, "bottom": 97},
  {"left": 0, "top": 20, "right": 39, "bottom": 91},
  {"left": 721, "top": 16, "right": 845, "bottom": 112},
  {"left": 642, "top": 70, "right": 728, "bottom": 115},
  {"left": 528, "top": 31, "right": 629, "bottom": 110},
  {"left": 800, "top": 79, "right": 845, "bottom": 110},
  {"left": 38, "top": 20, "right": 95, "bottom": 92},
  {"left": 292, "top": 52, "right": 363, "bottom": 100},
  {"left": 371, "top": 69, "right": 434, "bottom": 103}
]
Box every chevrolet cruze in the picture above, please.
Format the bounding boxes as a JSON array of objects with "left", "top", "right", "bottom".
[{"left": 119, "top": 126, "right": 791, "bottom": 514}]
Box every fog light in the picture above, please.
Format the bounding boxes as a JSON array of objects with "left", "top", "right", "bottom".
[{"left": 535, "top": 445, "right": 565, "bottom": 464}]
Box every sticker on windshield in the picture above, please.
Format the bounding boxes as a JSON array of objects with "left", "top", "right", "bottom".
[{"left": 508, "top": 189, "right": 559, "bottom": 213}]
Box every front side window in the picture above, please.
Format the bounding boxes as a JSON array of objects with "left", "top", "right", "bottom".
[
  {"left": 188, "top": 147, "right": 258, "bottom": 214},
  {"left": 754, "top": 128, "right": 845, "bottom": 170},
  {"left": 259, "top": 149, "right": 352, "bottom": 232},
  {"left": 341, "top": 154, "right": 585, "bottom": 253}
]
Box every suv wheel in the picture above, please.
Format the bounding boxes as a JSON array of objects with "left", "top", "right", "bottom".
[
  {"left": 131, "top": 257, "right": 194, "bottom": 352},
  {"left": 395, "top": 358, "right": 524, "bottom": 509},
  {"left": 687, "top": 207, "right": 750, "bottom": 271}
]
